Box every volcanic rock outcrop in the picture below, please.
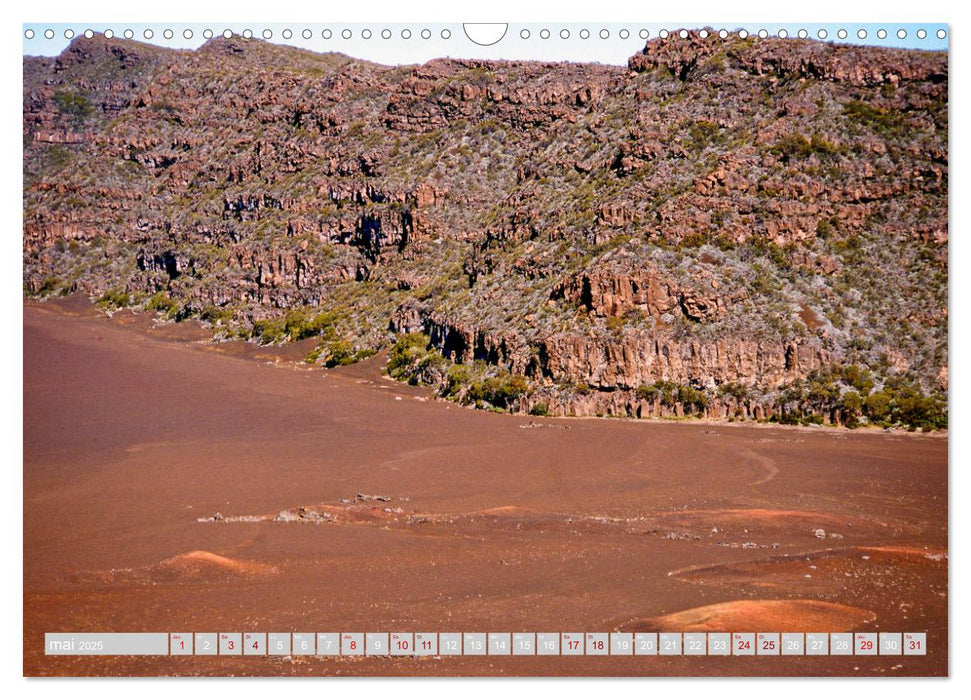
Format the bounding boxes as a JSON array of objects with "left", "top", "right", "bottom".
[{"left": 23, "top": 31, "right": 948, "bottom": 420}]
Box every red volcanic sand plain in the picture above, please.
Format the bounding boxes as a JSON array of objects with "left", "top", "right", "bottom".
[{"left": 23, "top": 299, "right": 948, "bottom": 676}]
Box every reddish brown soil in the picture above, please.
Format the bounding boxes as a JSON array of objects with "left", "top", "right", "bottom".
[
  {"left": 626, "top": 600, "right": 877, "bottom": 633},
  {"left": 23, "top": 299, "right": 948, "bottom": 676}
]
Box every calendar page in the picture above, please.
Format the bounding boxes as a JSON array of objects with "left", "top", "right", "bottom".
[{"left": 21, "top": 16, "right": 948, "bottom": 679}]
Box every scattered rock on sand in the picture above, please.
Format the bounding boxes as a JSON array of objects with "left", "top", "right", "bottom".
[
  {"left": 274, "top": 507, "right": 333, "bottom": 523},
  {"left": 356, "top": 493, "right": 391, "bottom": 503}
]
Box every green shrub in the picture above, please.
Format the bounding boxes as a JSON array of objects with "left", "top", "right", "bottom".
[
  {"left": 37, "top": 276, "right": 63, "bottom": 296},
  {"left": 843, "top": 100, "right": 905, "bottom": 136},
  {"left": 653, "top": 381, "right": 679, "bottom": 407},
  {"left": 387, "top": 332, "right": 432, "bottom": 379},
  {"left": 717, "top": 382, "right": 749, "bottom": 401},
  {"left": 636, "top": 381, "right": 706, "bottom": 412},
  {"left": 285, "top": 309, "right": 340, "bottom": 341},
  {"left": 769, "top": 133, "right": 842, "bottom": 162},
  {"left": 677, "top": 385, "right": 707, "bottom": 413},
  {"left": 806, "top": 376, "right": 840, "bottom": 409},
  {"left": 468, "top": 373, "right": 530, "bottom": 410},
  {"left": 251, "top": 308, "right": 340, "bottom": 345},
  {"left": 308, "top": 340, "right": 376, "bottom": 368},
  {"left": 685, "top": 120, "right": 722, "bottom": 149},
  {"left": 713, "top": 234, "right": 736, "bottom": 251},
  {"left": 251, "top": 317, "right": 286, "bottom": 344},
  {"left": 606, "top": 316, "right": 626, "bottom": 334},
  {"left": 353, "top": 348, "right": 377, "bottom": 362},
  {"left": 529, "top": 402, "right": 549, "bottom": 417},
  {"left": 54, "top": 90, "right": 93, "bottom": 122},
  {"left": 840, "top": 364, "right": 874, "bottom": 395},
  {"left": 413, "top": 351, "right": 449, "bottom": 382},
  {"left": 809, "top": 372, "right": 952, "bottom": 430},
  {"left": 838, "top": 390, "right": 864, "bottom": 428},
  {"left": 200, "top": 305, "right": 234, "bottom": 325},
  {"left": 864, "top": 390, "right": 892, "bottom": 423},
  {"left": 144, "top": 291, "right": 179, "bottom": 318},
  {"left": 682, "top": 232, "right": 707, "bottom": 248},
  {"left": 841, "top": 390, "right": 863, "bottom": 414},
  {"left": 305, "top": 345, "right": 323, "bottom": 365},
  {"left": 97, "top": 288, "right": 130, "bottom": 308},
  {"left": 325, "top": 339, "right": 355, "bottom": 367},
  {"left": 887, "top": 381, "right": 947, "bottom": 430},
  {"left": 442, "top": 364, "right": 474, "bottom": 398},
  {"left": 816, "top": 218, "right": 836, "bottom": 239}
]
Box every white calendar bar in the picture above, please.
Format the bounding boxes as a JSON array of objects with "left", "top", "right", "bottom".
[{"left": 46, "top": 632, "right": 929, "bottom": 656}]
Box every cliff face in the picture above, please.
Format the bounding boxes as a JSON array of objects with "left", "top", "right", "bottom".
[{"left": 23, "top": 32, "right": 948, "bottom": 420}]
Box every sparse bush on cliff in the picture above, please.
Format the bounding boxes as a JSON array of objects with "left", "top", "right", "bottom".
[
  {"left": 199, "top": 305, "right": 234, "bottom": 325},
  {"left": 387, "top": 332, "right": 433, "bottom": 379},
  {"left": 839, "top": 364, "right": 875, "bottom": 395},
  {"left": 605, "top": 315, "right": 627, "bottom": 334},
  {"left": 320, "top": 339, "right": 376, "bottom": 367},
  {"left": 717, "top": 382, "right": 750, "bottom": 401},
  {"left": 840, "top": 390, "right": 863, "bottom": 428},
  {"left": 713, "top": 234, "right": 736, "bottom": 251},
  {"left": 286, "top": 309, "right": 340, "bottom": 341},
  {"left": 773, "top": 365, "right": 946, "bottom": 430},
  {"left": 654, "top": 381, "right": 680, "bottom": 407},
  {"left": 324, "top": 339, "right": 355, "bottom": 366},
  {"left": 442, "top": 364, "right": 474, "bottom": 398},
  {"left": 769, "top": 133, "right": 843, "bottom": 162},
  {"left": 96, "top": 288, "right": 130, "bottom": 308},
  {"left": 304, "top": 345, "right": 323, "bottom": 365},
  {"left": 685, "top": 119, "right": 724, "bottom": 150},
  {"left": 635, "top": 383, "right": 659, "bottom": 402},
  {"left": 555, "top": 380, "right": 592, "bottom": 396},
  {"left": 815, "top": 218, "right": 837, "bottom": 239},
  {"left": 529, "top": 402, "right": 549, "bottom": 417},
  {"left": 251, "top": 317, "right": 286, "bottom": 344},
  {"left": 636, "top": 381, "right": 707, "bottom": 415},
  {"left": 843, "top": 100, "right": 905, "bottom": 136},
  {"left": 467, "top": 373, "right": 529, "bottom": 411},
  {"left": 36, "top": 276, "right": 64, "bottom": 297},
  {"left": 53, "top": 90, "right": 93, "bottom": 123},
  {"left": 748, "top": 238, "right": 794, "bottom": 271},
  {"left": 677, "top": 385, "right": 708, "bottom": 413},
  {"left": 251, "top": 308, "right": 340, "bottom": 345},
  {"left": 866, "top": 377, "right": 947, "bottom": 430},
  {"left": 144, "top": 291, "right": 179, "bottom": 319}
]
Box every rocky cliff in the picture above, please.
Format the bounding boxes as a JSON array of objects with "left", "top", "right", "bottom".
[{"left": 23, "top": 31, "right": 948, "bottom": 425}]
